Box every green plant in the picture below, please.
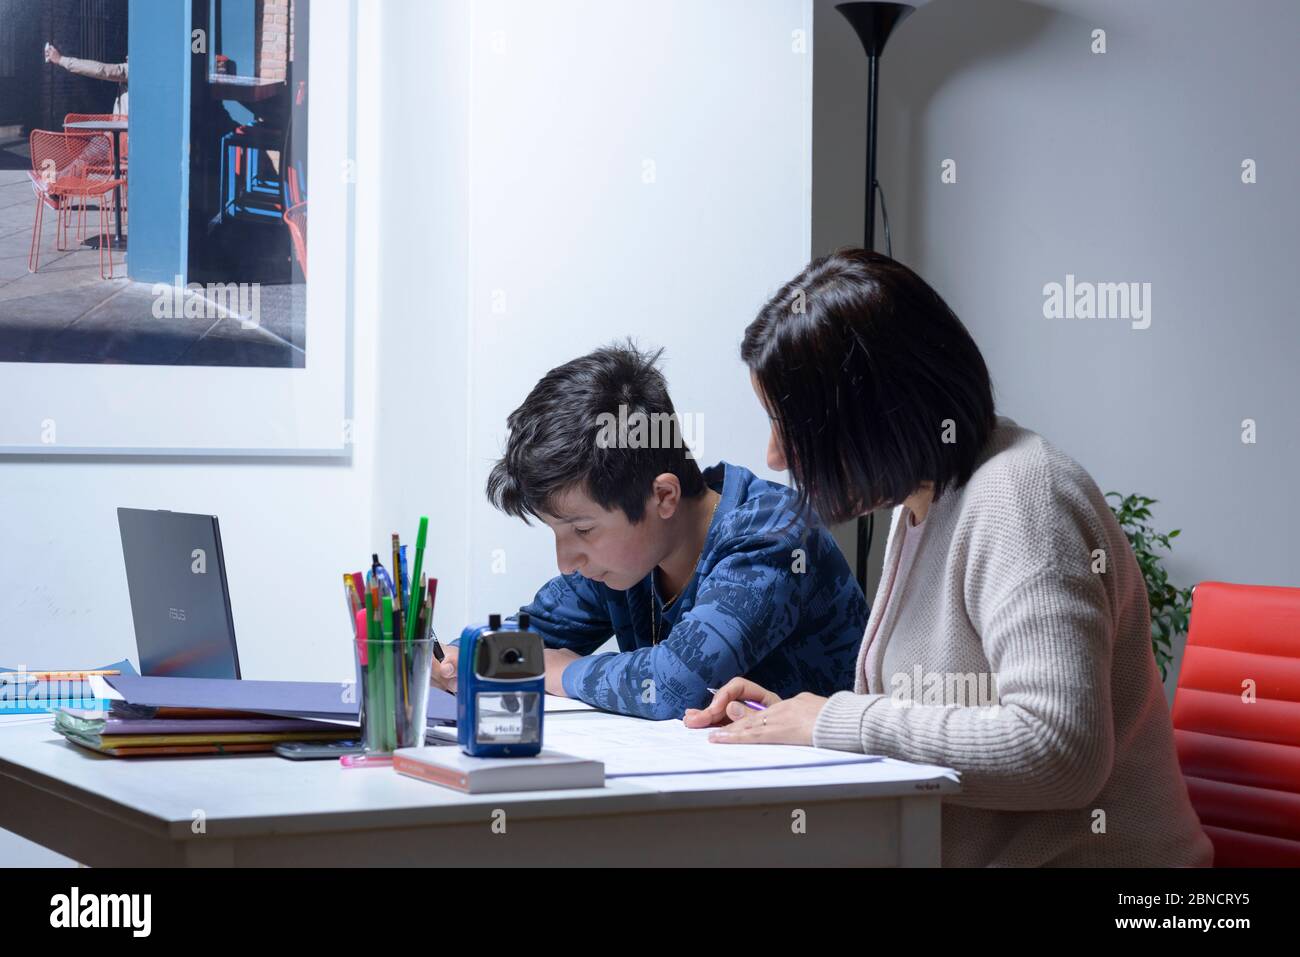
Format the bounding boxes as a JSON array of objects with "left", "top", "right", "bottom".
[{"left": 1105, "top": 492, "right": 1193, "bottom": 681}]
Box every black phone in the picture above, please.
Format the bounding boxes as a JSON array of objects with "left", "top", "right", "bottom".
[{"left": 274, "top": 740, "right": 364, "bottom": 760}]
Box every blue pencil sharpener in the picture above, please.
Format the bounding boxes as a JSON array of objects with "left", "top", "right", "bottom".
[{"left": 457, "top": 613, "right": 545, "bottom": 757}]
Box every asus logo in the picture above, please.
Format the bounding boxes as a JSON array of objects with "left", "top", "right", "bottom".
[{"left": 168, "top": 608, "right": 187, "bottom": 622}]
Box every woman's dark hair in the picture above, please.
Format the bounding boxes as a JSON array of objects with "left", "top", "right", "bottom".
[
  {"left": 487, "top": 341, "right": 706, "bottom": 524},
  {"left": 741, "top": 249, "right": 996, "bottom": 525}
]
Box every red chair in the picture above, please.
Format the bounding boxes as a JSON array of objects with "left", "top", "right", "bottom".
[
  {"left": 63, "top": 113, "right": 128, "bottom": 230},
  {"left": 28, "top": 130, "right": 125, "bottom": 280},
  {"left": 1172, "top": 581, "right": 1300, "bottom": 866},
  {"left": 284, "top": 201, "right": 308, "bottom": 281},
  {"left": 63, "top": 113, "right": 128, "bottom": 170}
]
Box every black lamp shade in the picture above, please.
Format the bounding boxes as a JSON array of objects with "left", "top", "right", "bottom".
[{"left": 835, "top": 2, "right": 916, "bottom": 58}]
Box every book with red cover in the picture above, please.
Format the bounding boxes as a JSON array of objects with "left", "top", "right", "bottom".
[{"left": 393, "top": 746, "right": 604, "bottom": 794}]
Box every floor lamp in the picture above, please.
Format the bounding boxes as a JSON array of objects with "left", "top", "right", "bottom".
[{"left": 835, "top": 1, "right": 915, "bottom": 596}]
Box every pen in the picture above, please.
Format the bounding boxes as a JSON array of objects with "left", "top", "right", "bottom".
[
  {"left": 391, "top": 534, "right": 403, "bottom": 612},
  {"left": 341, "top": 753, "right": 392, "bottom": 769},
  {"left": 427, "top": 578, "right": 444, "bottom": 661},
  {"left": 6, "top": 670, "right": 122, "bottom": 680},
  {"left": 369, "top": 553, "right": 395, "bottom": 599},
  {"left": 413, "top": 582, "right": 428, "bottom": 649},
  {"left": 398, "top": 544, "right": 410, "bottom": 611},
  {"left": 355, "top": 608, "right": 369, "bottom": 675},
  {"left": 706, "top": 687, "right": 767, "bottom": 711},
  {"left": 343, "top": 573, "right": 363, "bottom": 635}
]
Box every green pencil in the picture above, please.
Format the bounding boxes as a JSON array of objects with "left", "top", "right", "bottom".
[
  {"left": 405, "top": 517, "right": 429, "bottom": 643},
  {"left": 367, "top": 599, "right": 382, "bottom": 751},
  {"left": 381, "top": 595, "right": 396, "bottom": 751}
]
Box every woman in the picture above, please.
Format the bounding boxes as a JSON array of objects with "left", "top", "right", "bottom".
[
  {"left": 45, "top": 45, "right": 129, "bottom": 115},
  {"left": 684, "top": 249, "right": 1213, "bottom": 868}
]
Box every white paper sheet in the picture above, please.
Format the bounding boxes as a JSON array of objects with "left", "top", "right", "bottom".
[
  {"left": 87, "top": 676, "right": 124, "bottom": 701},
  {"left": 544, "top": 694, "right": 598, "bottom": 714},
  {"left": 619, "top": 758, "right": 961, "bottom": 793},
  {"left": 537, "top": 712, "right": 882, "bottom": 778}
]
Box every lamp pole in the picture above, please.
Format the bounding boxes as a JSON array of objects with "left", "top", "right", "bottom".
[{"left": 834, "top": 2, "right": 915, "bottom": 594}]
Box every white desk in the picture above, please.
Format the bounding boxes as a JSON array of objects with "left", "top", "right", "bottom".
[{"left": 0, "top": 713, "right": 959, "bottom": 867}]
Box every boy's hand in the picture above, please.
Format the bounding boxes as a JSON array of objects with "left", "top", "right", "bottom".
[
  {"left": 683, "top": 677, "right": 781, "bottom": 728},
  {"left": 431, "top": 645, "right": 579, "bottom": 697},
  {"left": 543, "top": 648, "right": 580, "bottom": 696},
  {"left": 45, "top": 44, "right": 62, "bottom": 65},
  {"left": 430, "top": 644, "right": 459, "bottom": 693}
]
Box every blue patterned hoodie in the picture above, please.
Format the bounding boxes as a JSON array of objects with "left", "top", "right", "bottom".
[{"left": 519, "top": 462, "right": 868, "bottom": 719}]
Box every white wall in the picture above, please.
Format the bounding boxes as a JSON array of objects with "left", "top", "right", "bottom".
[
  {"left": 463, "top": 0, "right": 813, "bottom": 616},
  {"left": 375, "top": 0, "right": 815, "bottom": 632},
  {"left": 367, "top": 0, "right": 474, "bottom": 643},
  {"left": 812, "top": 0, "right": 1300, "bottom": 696}
]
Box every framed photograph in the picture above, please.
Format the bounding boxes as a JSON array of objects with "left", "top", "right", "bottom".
[{"left": 0, "top": 0, "right": 353, "bottom": 454}]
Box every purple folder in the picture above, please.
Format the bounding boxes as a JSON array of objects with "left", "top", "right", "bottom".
[
  {"left": 104, "top": 675, "right": 457, "bottom": 723},
  {"left": 58, "top": 709, "right": 351, "bottom": 735}
]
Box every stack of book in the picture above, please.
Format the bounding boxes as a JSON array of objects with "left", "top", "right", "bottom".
[
  {"left": 54, "top": 703, "right": 356, "bottom": 757},
  {"left": 0, "top": 660, "right": 135, "bottom": 715}
]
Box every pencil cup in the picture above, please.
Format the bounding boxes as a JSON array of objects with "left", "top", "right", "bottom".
[{"left": 353, "top": 636, "right": 437, "bottom": 755}]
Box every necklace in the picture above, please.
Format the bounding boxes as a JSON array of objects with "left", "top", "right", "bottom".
[{"left": 650, "top": 496, "right": 720, "bottom": 647}]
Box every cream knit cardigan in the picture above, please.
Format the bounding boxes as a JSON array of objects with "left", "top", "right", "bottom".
[{"left": 813, "top": 417, "right": 1214, "bottom": 867}]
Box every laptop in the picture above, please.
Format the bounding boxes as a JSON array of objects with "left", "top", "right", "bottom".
[{"left": 117, "top": 508, "right": 242, "bottom": 679}]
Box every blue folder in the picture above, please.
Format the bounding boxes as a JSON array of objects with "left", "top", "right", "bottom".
[{"left": 0, "top": 659, "right": 137, "bottom": 715}]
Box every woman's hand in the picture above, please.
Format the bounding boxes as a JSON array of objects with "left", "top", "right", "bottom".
[
  {"left": 696, "top": 686, "right": 829, "bottom": 747},
  {"left": 683, "top": 678, "right": 782, "bottom": 728}
]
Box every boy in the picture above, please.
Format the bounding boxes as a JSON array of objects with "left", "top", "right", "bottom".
[{"left": 432, "top": 343, "right": 867, "bottom": 719}]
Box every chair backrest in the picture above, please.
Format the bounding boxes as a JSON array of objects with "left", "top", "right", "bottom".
[
  {"left": 1172, "top": 581, "right": 1300, "bottom": 866},
  {"left": 284, "top": 201, "right": 308, "bottom": 280},
  {"left": 62, "top": 114, "right": 127, "bottom": 162},
  {"left": 63, "top": 112, "right": 126, "bottom": 127},
  {"left": 29, "top": 130, "right": 116, "bottom": 191}
]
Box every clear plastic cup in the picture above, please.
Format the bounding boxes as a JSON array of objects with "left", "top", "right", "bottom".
[{"left": 353, "top": 636, "right": 437, "bottom": 757}]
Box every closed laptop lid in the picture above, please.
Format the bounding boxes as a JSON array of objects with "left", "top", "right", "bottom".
[{"left": 117, "top": 508, "right": 241, "bottom": 679}]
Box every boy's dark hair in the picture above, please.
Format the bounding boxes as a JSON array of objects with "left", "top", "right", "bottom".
[
  {"left": 487, "top": 341, "right": 706, "bottom": 524},
  {"left": 741, "top": 249, "right": 996, "bottom": 525}
]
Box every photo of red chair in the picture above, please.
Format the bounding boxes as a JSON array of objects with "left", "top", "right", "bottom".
[
  {"left": 63, "top": 113, "right": 129, "bottom": 230},
  {"left": 27, "top": 130, "right": 126, "bottom": 280}
]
